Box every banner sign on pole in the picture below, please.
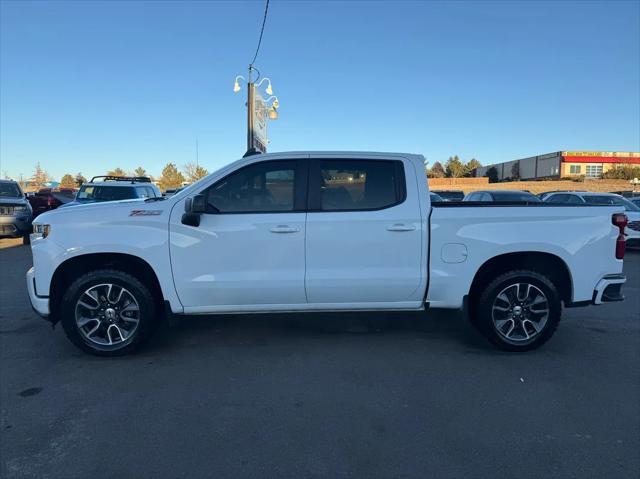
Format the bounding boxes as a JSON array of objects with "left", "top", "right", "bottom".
[{"left": 252, "top": 90, "right": 268, "bottom": 153}]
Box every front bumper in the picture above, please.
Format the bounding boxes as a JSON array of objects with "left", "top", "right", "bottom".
[
  {"left": 592, "top": 274, "right": 626, "bottom": 305},
  {"left": 26, "top": 267, "right": 50, "bottom": 317},
  {"left": 0, "top": 214, "right": 32, "bottom": 238}
]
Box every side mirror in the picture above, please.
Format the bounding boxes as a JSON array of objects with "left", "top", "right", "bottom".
[
  {"left": 184, "top": 194, "right": 206, "bottom": 214},
  {"left": 182, "top": 194, "right": 207, "bottom": 227}
]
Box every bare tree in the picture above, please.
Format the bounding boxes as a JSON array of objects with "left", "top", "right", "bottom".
[
  {"left": 30, "top": 162, "right": 52, "bottom": 188},
  {"left": 183, "top": 162, "right": 209, "bottom": 183}
]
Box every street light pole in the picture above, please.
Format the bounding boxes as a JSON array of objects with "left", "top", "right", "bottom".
[
  {"left": 234, "top": 67, "right": 279, "bottom": 157},
  {"left": 246, "top": 66, "right": 255, "bottom": 156}
]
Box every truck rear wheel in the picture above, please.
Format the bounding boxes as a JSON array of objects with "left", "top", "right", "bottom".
[
  {"left": 59, "top": 269, "right": 158, "bottom": 356},
  {"left": 474, "top": 270, "right": 562, "bottom": 352}
]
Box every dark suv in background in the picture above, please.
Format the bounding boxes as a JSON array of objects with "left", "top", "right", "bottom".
[{"left": 0, "top": 179, "right": 33, "bottom": 244}]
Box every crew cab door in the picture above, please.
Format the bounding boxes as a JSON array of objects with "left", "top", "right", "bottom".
[
  {"left": 304, "top": 156, "right": 425, "bottom": 306},
  {"left": 169, "top": 159, "right": 308, "bottom": 312}
]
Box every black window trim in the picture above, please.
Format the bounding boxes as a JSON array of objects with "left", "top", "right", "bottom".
[
  {"left": 307, "top": 158, "right": 407, "bottom": 213},
  {"left": 202, "top": 159, "right": 308, "bottom": 215}
]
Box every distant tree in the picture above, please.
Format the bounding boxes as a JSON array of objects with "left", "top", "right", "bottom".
[
  {"left": 134, "top": 166, "right": 147, "bottom": 177},
  {"left": 107, "top": 168, "right": 127, "bottom": 177},
  {"left": 464, "top": 158, "right": 482, "bottom": 177},
  {"left": 158, "top": 163, "right": 185, "bottom": 191},
  {"left": 183, "top": 163, "right": 209, "bottom": 183},
  {"left": 445, "top": 155, "right": 466, "bottom": 178},
  {"left": 428, "top": 161, "right": 446, "bottom": 178},
  {"left": 511, "top": 162, "right": 520, "bottom": 180},
  {"left": 75, "top": 172, "right": 87, "bottom": 186},
  {"left": 30, "top": 162, "right": 52, "bottom": 188},
  {"left": 486, "top": 166, "right": 499, "bottom": 183},
  {"left": 60, "top": 174, "right": 76, "bottom": 188}
]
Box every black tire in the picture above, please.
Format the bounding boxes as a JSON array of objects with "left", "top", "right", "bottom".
[
  {"left": 22, "top": 234, "right": 30, "bottom": 245},
  {"left": 59, "top": 269, "right": 158, "bottom": 356},
  {"left": 473, "top": 269, "right": 562, "bottom": 352}
]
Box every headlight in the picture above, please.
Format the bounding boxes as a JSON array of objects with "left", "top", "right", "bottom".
[
  {"left": 32, "top": 224, "right": 51, "bottom": 239},
  {"left": 14, "top": 205, "right": 29, "bottom": 213}
]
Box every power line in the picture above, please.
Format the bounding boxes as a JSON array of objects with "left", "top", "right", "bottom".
[{"left": 249, "top": 0, "right": 269, "bottom": 67}]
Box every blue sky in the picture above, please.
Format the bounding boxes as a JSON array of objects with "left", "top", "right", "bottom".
[{"left": 1, "top": 0, "right": 639, "bottom": 180}]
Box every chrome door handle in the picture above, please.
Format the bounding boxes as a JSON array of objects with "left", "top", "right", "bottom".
[
  {"left": 386, "top": 224, "right": 416, "bottom": 232},
  {"left": 269, "top": 225, "right": 300, "bottom": 233}
]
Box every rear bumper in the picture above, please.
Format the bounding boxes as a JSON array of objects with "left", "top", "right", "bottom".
[
  {"left": 592, "top": 274, "right": 626, "bottom": 305},
  {"left": 26, "top": 267, "right": 50, "bottom": 318}
]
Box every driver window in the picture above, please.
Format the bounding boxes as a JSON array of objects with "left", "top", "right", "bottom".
[{"left": 206, "top": 161, "right": 295, "bottom": 213}]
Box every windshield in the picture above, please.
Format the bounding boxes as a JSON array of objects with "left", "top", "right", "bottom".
[
  {"left": 0, "top": 183, "right": 22, "bottom": 198},
  {"left": 77, "top": 185, "right": 137, "bottom": 202},
  {"left": 583, "top": 195, "right": 640, "bottom": 211}
]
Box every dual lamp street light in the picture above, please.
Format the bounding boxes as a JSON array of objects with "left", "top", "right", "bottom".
[{"left": 233, "top": 67, "right": 280, "bottom": 156}]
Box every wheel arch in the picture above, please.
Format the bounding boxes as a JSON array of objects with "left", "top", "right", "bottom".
[
  {"left": 468, "top": 252, "right": 573, "bottom": 306},
  {"left": 50, "top": 253, "right": 165, "bottom": 322}
]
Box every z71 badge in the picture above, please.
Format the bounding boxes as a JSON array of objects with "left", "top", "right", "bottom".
[{"left": 129, "top": 210, "right": 162, "bottom": 216}]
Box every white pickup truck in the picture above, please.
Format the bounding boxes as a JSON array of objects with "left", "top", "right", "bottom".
[{"left": 27, "top": 152, "right": 628, "bottom": 356}]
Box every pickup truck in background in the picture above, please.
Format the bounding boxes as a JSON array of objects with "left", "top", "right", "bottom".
[
  {"left": 27, "top": 152, "right": 628, "bottom": 356},
  {"left": 27, "top": 188, "right": 77, "bottom": 217}
]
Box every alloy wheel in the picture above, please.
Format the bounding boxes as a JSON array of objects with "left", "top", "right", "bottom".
[
  {"left": 491, "top": 282, "right": 549, "bottom": 344},
  {"left": 74, "top": 283, "right": 140, "bottom": 348}
]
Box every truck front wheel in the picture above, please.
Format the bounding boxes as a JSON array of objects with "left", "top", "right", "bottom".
[
  {"left": 59, "top": 269, "right": 158, "bottom": 356},
  {"left": 474, "top": 270, "right": 562, "bottom": 352}
]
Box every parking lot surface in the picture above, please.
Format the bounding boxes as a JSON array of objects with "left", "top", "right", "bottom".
[{"left": 1, "top": 238, "right": 639, "bottom": 478}]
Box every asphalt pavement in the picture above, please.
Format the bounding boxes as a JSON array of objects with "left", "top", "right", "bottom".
[{"left": 1, "top": 238, "right": 639, "bottom": 479}]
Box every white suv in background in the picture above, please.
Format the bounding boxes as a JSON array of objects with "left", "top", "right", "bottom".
[
  {"left": 543, "top": 191, "right": 640, "bottom": 247},
  {"left": 61, "top": 176, "right": 161, "bottom": 208}
]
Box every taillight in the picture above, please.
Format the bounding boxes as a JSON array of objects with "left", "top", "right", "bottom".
[{"left": 612, "top": 213, "right": 627, "bottom": 260}]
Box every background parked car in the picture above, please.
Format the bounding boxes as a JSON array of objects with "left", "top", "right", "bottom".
[
  {"left": 429, "top": 192, "right": 444, "bottom": 202},
  {"left": 463, "top": 190, "right": 541, "bottom": 202},
  {"left": 610, "top": 190, "right": 640, "bottom": 198},
  {"left": 432, "top": 190, "right": 464, "bottom": 202},
  {"left": 543, "top": 191, "right": 640, "bottom": 247},
  {"left": 27, "top": 187, "right": 77, "bottom": 217},
  {"left": 0, "top": 179, "right": 33, "bottom": 244},
  {"left": 538, "top": 190, "right": 586, "bottom": 201},
  {"left": 163, "top": 187, "right": 184, "bottom": 197},
  {"left": 60, "top": 176, "right": 161, "bottom": 208}
]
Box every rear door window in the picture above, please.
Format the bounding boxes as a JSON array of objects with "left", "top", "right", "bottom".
[{"left": 309, "top": 159, "right": 405, "bottom": 211}]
